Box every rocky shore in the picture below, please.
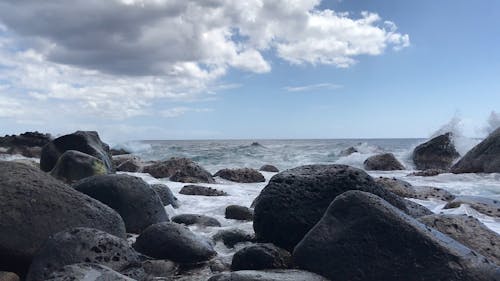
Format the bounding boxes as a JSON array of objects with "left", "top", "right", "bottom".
[{"left": 1, "top": 129, "right": 500, "bottom": 281}]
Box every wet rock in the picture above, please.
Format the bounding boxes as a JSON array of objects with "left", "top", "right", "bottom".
[
  {"left": 293, "top": 190, "right": 500, "bottom": 281},
  {"left": 151, "top": 183, "right": 179, "bottom": 208},
  {"left": 364, "top": 153, "right": 405, "bottom": 171},
  {"left": 143, "top": 157, "right": 215, "bottom": 183},
  {"left": 110, "top": 148, "right": 131, "bottom": 156},
  {"left": 213, "top": 229, "right": 255, "bottom": 248},
  {"left": 444, "top": 196, "right": 500, "bottom": 217},
  {"left": 253, "top": 164, "right": 411, "bottom": 250},
  {"left": 419, "top": 214, "right": 500, "bottom": 265},
  {"left": 231, "top": 244, "right": 291, "bottom": 271},
  {"left": 452, "top": 127, "right": 500, "bottom": 173},
  {"left": 0, "top": 161, "right": 126, "bottom": 276},
  {"left": 133, "top": 222, "right": 216, "bottom": 263},
  {"left": 413, "top": 132, "right": 460, "bottom": 170},
  {"left": 403, "top": 199, "right": 433, "bottom": 218},
  {"left": 49, "top": 150, "right": 108, "bottom": 183},
  {"left": 225, "top": 205, "right": 254, "bottom": 221},
  {"left": 259, "top": 165, "right": 279, "bottom": 173},
  {"left": 179, "top": 185, "right": 228, "bottom": 196},
  {"left": 0, "top": 272, "right": 19, "bottom": 281},
  {"left": 26, "top": 228, "right": 143, "bottom": 281},
  {"left": 112, "top": 154, "right": 140, "bottom": 168},
  {"left": 74, "top": 174, "right": 169, "bottom": 233},
  {"left": 117, "top": 158, "right": 142, "bottom": 173},
  {"left": 45, "top": 263, "right": 135, "bottom": 281},
  {"left": 208, "top": 270, "right": 329, "bottom": 281},
  {"left": 142, "top": 260, "right": 178, "bottom": 279},
  {"left": 214, "top": 168, "right": 265, "bottom": 183},
  {"left": 172, "top": 214, "right": 222, "bottom": 227},
  {"left": 408, "top": 169, "right": 447, "bottom": 177},
  {"left": 339, "top": 146, "right": 358, "bottom": 156},
  {"left": 375, "top": 177, "right": 455, "bottom": 201},
  {"left": 40, "top": 131, "right": 114, "bottom": 173}
]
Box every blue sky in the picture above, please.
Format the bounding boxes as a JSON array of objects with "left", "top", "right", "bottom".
[{"left": 0, "top": 0, "right": 498, "bottom": 140}]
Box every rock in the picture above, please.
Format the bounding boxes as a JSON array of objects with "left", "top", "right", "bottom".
[
  {"left": 73, "top": 174, "right": 169, "bottom": 233},
  {"left": 375, "top": 177, "right": 455, "bottom": 201},
  {"left": 293, "top": 190, "right": 500, "bottom": 281},
  {"left": 143, "top": 157, "right": 215, "bottom": 183},
  {"left": 363, "top": 153, "right": 405, "bottom": 171},
  {"left": 151, "top": 183, "right": 179, "bottom": 208},
  {"left": 45, "top": 263, "right": 135, "bottom": 281},
  {"left": 213, "top": 229, "right": 255, "bottom": 248},
  {"left": 172, "top": 214, "right": 222, "bottom": 227},
  {"left": 413, "top": 133, "right": 460, "bottom": 170},
  {"left": 253, "top": 164, "right": 411, "bottom": 250},
  {"left": 208, "top": 270, "right": 329, "bottom": 281},
  {"left": 259, "top": 165, "right": 279, "bottom": 173},
  {"left": 0, "top": 131, "right": 52, "bottom": 147},
  {"left": 112, "top": 154, "right": 140, "bottom": 167},
  {"left": 26, "top": 228, "right": 143, "bottom": 281},
  {"left": 339, "top": 146, "right": 358, "bottom": 156},
  {"left": 403, "top": 199, "right": 433, "bottom": 218},
  {"left": 251, "top": 142, "right": 262, "bottom": 147},
  {"left": 214, "top": 168, "right": 265, "bottom": 183},
  {"left": 110, "top": 148, "right": 131, "bottom": 156},
  {"left": 0, "top": 272, "right": 19, "bottom": 281},
  {"left": 0, "top": 161, "right": 126, "bottom": 276},
  {"left": 408, "top": 168, "right": 447, "bottom": 177},
  {"left": 40, "top": 131, "right": 114, "bottom": 173},
  {"left": 179, "top": 185, "right": 228, "bottom": 196},
  {"left": 49, "top": 150, "right": 108, "bottom": 183},
  {"left": 231, "top": 244, "right": 291, "bottom": 271},
  {"left": 444, "top": 196, "right": 500, "bottom": 217},
  {"left": 11, "top": 158, "right": 39, "bottom": 169},
  {"left": 419, "top": 214, "right": 500, "bottom": 265},
  {"left": 5, "top": 146, "right": 42, "bottom": 158},
  {"left": 117, "top": 159, "right": 142, "bottom": 173},
  {"left": 225, "top": 205, "right": 254, "bottom": 221},
  {"left": 142, "top": 260, "right": 178, "bottom": 279},
  {"left": 452, "top": 127, "right": 500, "bottom": 173},
  {"left": 133, "top": 222, "right": 216, "bottom": 263}
]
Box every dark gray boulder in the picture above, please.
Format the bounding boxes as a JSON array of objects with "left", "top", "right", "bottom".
[
  {"left": 179, "top": 185, "right": 228, "bottom": 196},
  {"left": 143, "top": 157, "right": 215, "bottom": 183},
  {"left": 444, "top": 196, "right": 500, "bottom": 217},
  {"left": 172, "top": 214, "right": 221, "bottom": 227},
  {"left": 45, "top": 263, "right": 135, "bottom": 281},
  {"left": 133, "top": 222, "right": 216, "bottom": 263},
  {"left": 293, "top": 190, "right": 500, "bottom": 281},
  {"left": 259, "top": 165, "right": 279, "bottom": 173},
  {"left": 40, "top": 131, "right": 114, "bottom": 173},
  {"left": 231, "top": 244, "right": 291, "bottom": 271},
  {"left": 419, "top": 214, "right": 500, "bottom": 265},
  {"left": 364, "top": 153, "right": 405, "bottom": 170},
  {"left": 214, "top": 168, "right": 265, "bottom": 183},
  {"left": 375, "top": 177, "right": 455, "bottom": 201},
  {"left": 73, "top": 174, "right": 169, "bottom": 233},
  {"left": 49, "top": 150, "right": 108, "bottom": 183},
  {"left": 0, "top": 131, "right": 51, "bottom": 158},
  {"left": 413, "top": 132, "right": 460, "bottom": 170},
  {"left": 452, "top": 127, "right": 500, "bottom": 173},
  {"left": 26, "top": 228, "right": 143, "bottom": 281},
  {"left": 208, "top": 270, "right": 329, "bottom": 281},
  {"left": 213, "top": 229, "right": 255, "bottom": 248},
  {"left": 0, "top": 161, "right": 126, "bottom": 276},
  {"left": 225, "top": 205, "right": 254, "bottom": 221},
  {"left": 253, "top": 164, "right": 410, "bottom": 250},
  {"left": 151, "top": 183, "right": 179, "bottom": 208}
]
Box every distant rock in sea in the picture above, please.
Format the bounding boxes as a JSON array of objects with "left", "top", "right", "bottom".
[
  {"left": 413, "top": 132, "right": 460, "bottom": 170},
  {"left": 364, "top": 153, "right": 405, "bottom": 171}
]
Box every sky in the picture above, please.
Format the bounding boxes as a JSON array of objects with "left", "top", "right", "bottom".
[{"left": 0, "top": 0, "right": 499, "bottom": 141}]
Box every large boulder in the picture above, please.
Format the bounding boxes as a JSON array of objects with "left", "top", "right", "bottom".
[
  {"left": 26, "top": 228, "right": 143, "bottom": 281},
  {"left": 364, "top": 153, "right": 405, "bottom": 171},
  {"left": 231, "top": 244, "right": 291, "bottom": 271},
  {"left": 444, "top": 195, "right": 500, "bottom": 217},
  {"left": 143, "top": 157, "right": 215, "bottom": 183},
  {"left": 40, "top": 131, "right": 113, "bottom": 173},
  {"left": 375, "top": 177, "right": 455, "bottom": 201},
  {"left": 0, "top": 161, "right": 126, "bottom": 276},
  {"left": 73, "top": 174, "right": 169, "bottom": 233},
  {"left": 151, "top": 183, "right": 179, "bottom": 208},
  {"left": 214, "top": 168, "right": 265, "bottom": 183},
  {"left": 179, "top": 185, "right": 228, "bottom": 196},
  {"left": 413, "top": 132, "right": 460, "bottom": 170},
  {"left": 172, "top": 214, "right": 221, "bottom": 227},
  {"left": 452, "top": 127, "right": 500, "bottom": 173},
  {"left": 133, "top": 222, "right": 216, "bottom": 263},
  {"left": 45, "top": 263, "right": 135, "bottom": 281},
  {"left": 208, "top": 270, "right": 328, "bottom": 281},
  {"left": 293, "top": 190, "right": 500, "bottom": 281},
  {"left": 418, "top": 214, "right": 500, "bottom": 265},
  {"left": 253, "top": 164, "right": 410, "bottom": 250},
  {"left": 49, "top": 150, "right": 108, "bottom": 183}
]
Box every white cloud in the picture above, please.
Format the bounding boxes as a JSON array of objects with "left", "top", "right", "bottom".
[
  {"left": 285, "top": 83, "right": 342, "bottom": 92},
  {"left": 160, "top": 107, "right": 213, "bottom": 118}
]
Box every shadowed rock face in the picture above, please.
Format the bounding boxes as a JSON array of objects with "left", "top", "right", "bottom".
[
  {"left": 231, "top": 244, "right": 292, "bottom": 271},
  {"left": 363, "top": 153, "right": 405, "bottom": 171},
  {"left": 413, "top": 132, "right": 460, "bottom": 170},
  {"left": 215, "top": 168, "right": 265, "bottom": 183},
  {"left": 452, "top": 127, "right": 500, "bottom": 173},
  {"left": 293, "top": 190, "right": 500, "bottom": 281},
  {"left": 143, "top": 157, "right": 215, "bottom": 183},
  {"left": 151, "top": 183, "right": 179, "bottom": 208},
  {"left": 0, "top": 161, "right": 126, "bottom": 276}
]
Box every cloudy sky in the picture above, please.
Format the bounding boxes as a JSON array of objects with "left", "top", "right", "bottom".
[{"left": 0, "top": 0, "right": 498, "bottom": 141}]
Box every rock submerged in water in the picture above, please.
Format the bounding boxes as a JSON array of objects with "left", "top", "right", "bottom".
[
  {"left": 172, "top": 214, "right": 222, "bottom": 227},
  {"left": 0, "top": 161, "right": 126, "bottom": 276},
  {"left": 225, "top": 205, "right": 254, "bottom": 221},
  {"left": 179, "top": 185, "right": 228, "bottom": 196},
  {"left": 213, "top": 229, "right": 255, "bottom": 248},
  {"left": 339, "top": 146, "right": 358, "bottom": 156},
  {"left": 73, "top": 174, "right": 169, "bottom": 234},
  {"left": 444, "top": 195, "right": 500, "bottom": 217},
  {"left": 408, "top": 168, "right": 447, "bottom": 177},
  {"left": 151, "top": 183, "right": 179, "bottom": 208},
  {"left": 253, "top": 164, "right": 412, "bottom": 250},
  {"left": 259, "top": 164, "right": 279, "bottom": 173},
  {"left": 143, "top": 157, "right": 215, "bottom": 183},
  {"left": 451, "top": 127, "right": 500, "bottom": 173},
  {"left": 214, "top": 168, "right": 265, "bottom": 183},
  {"left": 26, "top": 227, "right": 143, "bottom": 281},
  {"left": 231, "top": 244, "right": 292, "bottom": 271},
  {"left": 208, "top": 270, "right": 328, "bottom": 281},
  {"left": 49, "top": 150, "right": 108, "bottom": 183},
  {"left": 293, "top": 190, "right": 500, "bottom": 281},
  {"left": 413, "top": 132, "right": 460, "bottom": 170},
  {"left": 45, "top": 263, "right": 135, "bottom": 281},
  {"left": 364, "top": 153, "right": 405, "bottom": 170}
]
